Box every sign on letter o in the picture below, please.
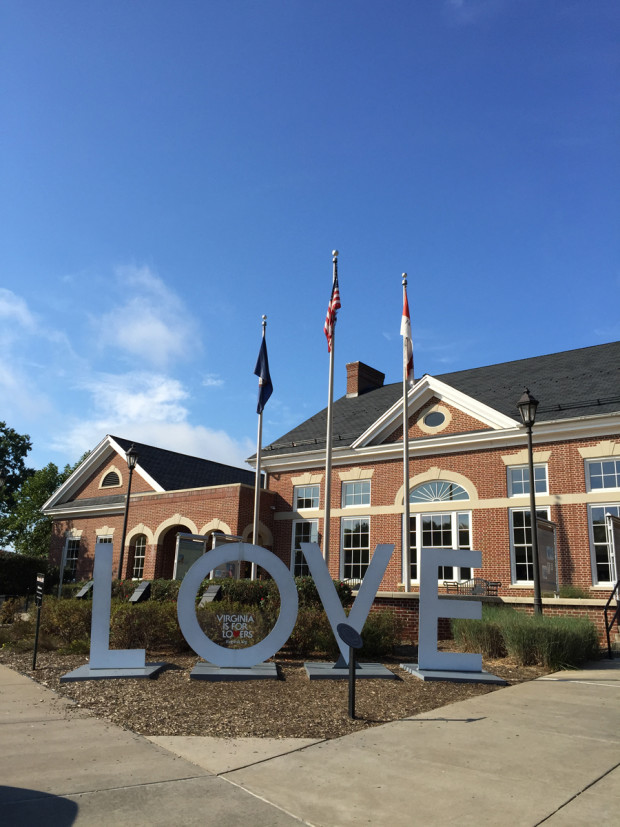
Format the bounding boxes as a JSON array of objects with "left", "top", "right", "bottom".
[{"left": 177, "top": 543, "right": 298, "bottom": 667}]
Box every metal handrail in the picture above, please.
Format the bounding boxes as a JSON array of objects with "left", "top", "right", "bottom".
[{"left": 604, "top": 580, "right": 620, "bottom": 659}]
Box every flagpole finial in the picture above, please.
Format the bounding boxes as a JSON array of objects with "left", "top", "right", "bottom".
[
  {"left": 332, "top": 250, "right": 339, "bottom": 259},
  {"left": 402, "top": 273, "right": 408, "bottom": 287}
]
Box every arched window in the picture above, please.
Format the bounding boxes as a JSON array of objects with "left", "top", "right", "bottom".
[
  {"left": 408, "top": 480, "right": 472, "bottom": 583},
  {"left": 101, "top": 470, "right": 120, "bottom": 488},
  {"left": 409, "top": 481, "right": 469, "bottom": 503},
  {"left": 132, "top": 534, "right": 147, "bottom": 579}
]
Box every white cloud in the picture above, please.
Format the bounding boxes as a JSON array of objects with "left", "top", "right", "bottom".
[
  {"left": 443, "top": 0, "right": 504, "bottom": 25},
  {"left": 50, "top": 370, "right": 253, "bottom": 469},
  {"left": 0, "top": 288, "right": 36, "bottom": 330},
  {"left": 202, "top": 373, "right": 224, "bottom": 388},
  {"left": 96, "top": 264, "right": 201, "bottom": 369}
]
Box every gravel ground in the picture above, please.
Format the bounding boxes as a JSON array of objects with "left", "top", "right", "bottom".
[{"left": 0, "top": 648, "right": 549, "bottom": 740}]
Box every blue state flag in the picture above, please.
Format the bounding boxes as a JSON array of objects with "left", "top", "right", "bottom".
[{"left": 254, "top": 337, "right": 273, "bottom": 414}]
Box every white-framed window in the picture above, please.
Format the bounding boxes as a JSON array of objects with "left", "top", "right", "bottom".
[
  {"left": 408, "top": 511, "right": 472, "bottom": 582},
  {"left": 588, "top": 504, "right": 620, "bottom": 585},
  {"left": 409, "top": 480, "right": 469, "bottom": 503},
  {"left": 291, "top": 520, "right": 318, "bottom": 577},
  {"left": 586, "top": 459, "right": 620, "bottom": 492},
  {"left": 64, "top": 538, "right": 80, "bottom": 580},
  {"left": 509, "top": 507, "right": 550, "bottom": 583},
  {"left": 132, "top": 534, "right": 147, "bottom": 579},
  {"left": 341, "top": 517, "right": 370, "bottom": 582},
  {"left": 342, "top": 480, "right": 371, "bottom": 507},
  {"left": 294, "top": 484, "right": 319, "bottom": 510},
  {"left": 507, "top": 464, "right": 548, "bottom": 497}
]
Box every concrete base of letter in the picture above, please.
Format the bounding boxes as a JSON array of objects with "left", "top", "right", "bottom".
[
  {"left": 304, "top": 662, "right": 396, "bottom": 680},
  {"left": 190, "top": 662, "right": 279, "bottom": 680},
  {"left": 60, "top": 662, "right": 167, "bottom": 682},
  {"left": 400, "top": 663, "right": 507, "bottom": 684}
]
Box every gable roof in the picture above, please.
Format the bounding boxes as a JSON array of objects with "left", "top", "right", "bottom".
[
  {"left": 110, "top": 436, "right": 255, "bottom": 491},
  {"left": 43, "top": 434, "right": 255, "bottom": 514},
  {"left": 260, "top": 341, "right": 620, "bottom": 458}
]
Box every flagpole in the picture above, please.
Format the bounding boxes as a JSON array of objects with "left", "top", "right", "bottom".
[
  {"left": 402, "top": 274, "right": 411, "bottom": 592},
  {"left": 251, "top": 315, "right": 267, "bottom": 580},
  {"left": 323, "top": 250, "right": 339, "bottom": 566}
]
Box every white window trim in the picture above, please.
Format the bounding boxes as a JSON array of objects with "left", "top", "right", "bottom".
[
  {"left": 64, "top": 537, "right": 80, "bottom": 579},
  {"left": 132, "top": 535, "right": 147, "bottom": 580},
  {"left": 507, "top": 463, "right": 548, "bottom": 498},
  {"left": 587, "top": 503, "right": 620, "bottom": 586},
  {"left": 509, "top": 506, "right": 550, "bottom": 585},
  {"left": 340, "top": 515, "right": 371, "bottom": 582},
  {"left": 341, "top": 479, "right": 371, "bottom": 508},
  {"left": 585, "top": 458, "right": 620, "bottom": 494},
  {"left": 291, "top": 519, "right": 318, "bottom": 576},
  {"left": 409, "top": 510, "right": 473, "bottom": 584}
]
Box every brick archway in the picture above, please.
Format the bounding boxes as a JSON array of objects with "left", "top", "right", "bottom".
[{"left": 156, "top": 523, "right": 194, "bottom": 580}]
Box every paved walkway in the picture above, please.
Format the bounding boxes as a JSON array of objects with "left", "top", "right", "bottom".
[{"left": 1, "top": 659, "right": 619, "bottom": 825}]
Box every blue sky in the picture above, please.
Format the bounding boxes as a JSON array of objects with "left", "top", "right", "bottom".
[{"left": 1, "top": 0, "right": 618, "bottom": 472}]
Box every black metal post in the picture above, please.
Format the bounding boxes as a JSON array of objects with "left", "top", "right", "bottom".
[
  {"left": 348, "top": 644, "right": 356, "bottom": 719},
  {"left": 117, "top": 463, "right": 135, "bottom": 580},
  {"left": 32, "top": 604, "right": 42, "bottom": 670},
  {"left": 526, "top": 423, "right": 543, "bottom": 615}
]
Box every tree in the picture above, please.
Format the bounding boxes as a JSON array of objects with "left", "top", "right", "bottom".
[
  {"left": 0, "top": 422, "right": 34, "bottom": 543},
  {"left": 2, "top": 454, "right": 88, "bottom": 558}
]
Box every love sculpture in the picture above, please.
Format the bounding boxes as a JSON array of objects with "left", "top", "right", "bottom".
[{"left": 61, "top": 539, "right": 487, "bottom": 682}]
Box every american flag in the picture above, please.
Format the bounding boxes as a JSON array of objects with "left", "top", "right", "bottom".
[
  {"left": 324, "top": 274, "right": 341, "bottom": 352},
  {"left": 401, "top": 286, "right": 414, "bottom": 384}
]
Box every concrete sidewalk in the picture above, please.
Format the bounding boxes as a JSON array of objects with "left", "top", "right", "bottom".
[{"left": 1, "top": 660, "right": 619, "bottom": 825}]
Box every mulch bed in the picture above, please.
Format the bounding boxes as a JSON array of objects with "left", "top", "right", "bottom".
[{"left": 0, "top": 647, "right": 549, "bottom": 740}]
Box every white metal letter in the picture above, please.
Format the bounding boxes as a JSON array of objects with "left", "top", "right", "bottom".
[
  {"left": 300, "top": 542, "right": 394, "bottom": 664},
  {"left": 418, "top": 548, "right": 482, "bottom": 672}
]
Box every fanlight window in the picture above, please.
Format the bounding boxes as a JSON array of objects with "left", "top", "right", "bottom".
[
  {"left": 409, "top": 481, "right": 469, "bottom": 504},
  {"left": 101, "top": 471, "right": 120, "bottom": 487}
]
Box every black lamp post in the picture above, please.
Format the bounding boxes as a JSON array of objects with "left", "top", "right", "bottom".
[
  {"left": 517, "top": 389, "right": 543, "bottom": 615},
  {"left": 117, "top": 444, "right": 138, "bottom": 580}
]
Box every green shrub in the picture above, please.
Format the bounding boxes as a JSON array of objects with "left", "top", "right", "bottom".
[
  {"left": 358, "top": 610, "right": 403, "bottom": 659},
  {"left": 214, "top": 578, "right": 277, "bottom": 607},
  {"left": 149, "top": 579, "right": 181, "bottom": 602},
  {"left": 287, "top": 607, "right": 336, "bottom": 657},
  {"left": 558, "top": 585, "right": 590, "bottom": 599},
  {"left": 453, "top": 606, "right": 600, "bottom": 669},
  {"left": 40, "top": 598, "right": 92, "bottom": 646},
  {"left": 110, "top": 600, "right": 187, "bottom": 651},
  {"left": 452, "top": 606, "right": 514, "bottom": 658},
  {"left": 502, "top": 614, "right": 599, "bottom": 669},
  {"left": 0, "top": 597, "right": 25, "bottom": 624}
]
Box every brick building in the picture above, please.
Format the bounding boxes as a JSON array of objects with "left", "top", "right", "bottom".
[
  {"left": 44, "top": 342, "right": 620, "bottom": 601},
  {"left": 43, "top": 435, "right": 275, "bottom": 582}
]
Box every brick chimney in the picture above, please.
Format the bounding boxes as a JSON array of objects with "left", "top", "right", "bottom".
[{"left": 346, "top": 362, "right": 385, "bottom": 398}]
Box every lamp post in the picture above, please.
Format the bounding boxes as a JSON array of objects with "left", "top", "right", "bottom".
[
  {"left": 517, "top": 389, "right": 543, "bottom": 615},
  {"left": 117, "top": 444, "right": 138, "bottom": 580}
]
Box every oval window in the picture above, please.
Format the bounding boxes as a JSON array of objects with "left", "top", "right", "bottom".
[{"left": 423, "top": 411, "right": 445, "bottom": 428}]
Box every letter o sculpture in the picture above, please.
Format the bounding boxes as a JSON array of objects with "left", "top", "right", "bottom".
[{"left": 177, "top": 543, "right": 298, "bottom": 667}]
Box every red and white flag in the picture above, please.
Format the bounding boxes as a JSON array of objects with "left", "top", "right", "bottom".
[
  {"left": 401, "top": 287, "right": 414, "bottom": 385},
  {"left": 324, "top": 274, "right": 341, "bottom": 352}
]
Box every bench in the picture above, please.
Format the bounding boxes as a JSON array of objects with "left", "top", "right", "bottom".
[{"left": 443, "top": 578, "right": 501, "bottom": 596}]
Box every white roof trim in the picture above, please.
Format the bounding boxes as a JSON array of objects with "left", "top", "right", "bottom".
[
  {"left": 107, "top": 436, "right": 163, "bottom": 493},
  {"left": 350, "top": 375, "right": 518, "bottom": 449},
  {"left": 41, "top": 434, "right": 163, "bottom": 512},
  {"left": 256, "top": 411, "right": 620, "bottom": 474}
]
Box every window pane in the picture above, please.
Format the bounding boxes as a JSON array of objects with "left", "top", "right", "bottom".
[
  {"left": 590, "top": 504, "right": 620, "bottom": 583},
  {"left": 342, "top": 517, "right": 370, "bottom": 581},
  {"left": 292, "top": 520, "right": 318, "bottom": 576},
  {"left": 342, "top": 480, "right": 371, "bottom": 507},
  {"left": 295, "top": 485, "right": 319, "bottom": 509}
]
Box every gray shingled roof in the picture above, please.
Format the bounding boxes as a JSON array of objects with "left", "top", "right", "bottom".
[
  {"left": 262, "top": 341, "right": 620, "bottom": 457},
  {"left": 111, "top": 436, "right": 256, "bottom": 490}
]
